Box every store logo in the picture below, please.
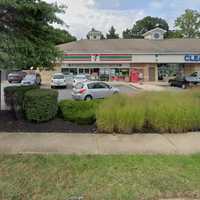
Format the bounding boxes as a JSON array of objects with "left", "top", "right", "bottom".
[
  {"left": 185, "top": 54, "right": 200, "bottom": 62},
  {"left": 91, "top": 54, "right": 99, "bottom": 62}
]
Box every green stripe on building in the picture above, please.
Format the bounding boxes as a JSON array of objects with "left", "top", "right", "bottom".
[{"left": 64, "top": 56, "right": 91, "bottom": 59}]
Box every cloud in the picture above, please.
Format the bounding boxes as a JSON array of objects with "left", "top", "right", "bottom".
[
  {"left": 45, "top": 0, "right": 145, "bottom": 39},
  {"left": 45, "top": 0, "right": 200, "bottom": 38}
]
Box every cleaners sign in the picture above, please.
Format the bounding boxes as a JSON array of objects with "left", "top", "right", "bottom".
[{"left": 185, "top": 54, "right": 200, "bottom": 62}]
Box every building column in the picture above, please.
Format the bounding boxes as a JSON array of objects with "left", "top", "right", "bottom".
[{"left": 155, "top": 64, "right": 158, "bottom": 82}]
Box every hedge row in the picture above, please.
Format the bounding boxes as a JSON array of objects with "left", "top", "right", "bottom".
[
  {"left": 24, "top": 89, "right": 58, "bottom": 122},
  {"left": 4, "top": 85, "right": 39, "bottom": 118},
  {"left": 4, "top": 86, "right": 58, "bottom": 122},
  {"left": 58, "top": 100, "right": 100, "bottom": 125}
]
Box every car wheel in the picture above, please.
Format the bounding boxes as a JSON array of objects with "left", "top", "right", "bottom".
[
  {"left": 182, "top": 83, "right": 187, "bottom": 89},
  {"left": 84, "top": 95, "right": 93, "bottom": 101}
]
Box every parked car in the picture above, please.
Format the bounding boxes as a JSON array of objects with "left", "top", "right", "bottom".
[
  {"left": 185, "top": 71, "right": 200, "bottom": 84},
  {"left": 8, "top": 70, "right": 27, "bottom": 83},
  {"left": 72, "top": 81, "right": 119, "bottom": 100},
  {"left": 72, "top": 74, "right": 88, "bottom": 87},
  {"left": 51, "top": 73, "right": 67, "bottom": 88},
  {"left": 169, "top": 76, "right": 188, "bottom": 89},
  {"left": 21, "top": 73, "right": 41, "bottom": 86},
  {"left": 169, "top": 71, "right": 200, "bottom": 89}
]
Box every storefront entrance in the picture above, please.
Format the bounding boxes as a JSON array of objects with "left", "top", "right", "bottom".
[{"left": 61, "top": 64, "right": 131, "bottom": 82}]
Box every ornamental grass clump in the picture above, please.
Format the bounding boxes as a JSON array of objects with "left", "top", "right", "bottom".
[
  {"left": 146, "top": 91, "right": 200, "bottom": 133},
  {"left": 96, "top": 90, "right": 200, "bottom": 134},
  {"left": 96, "top": 94, "right": 146, "bottom": 133}
]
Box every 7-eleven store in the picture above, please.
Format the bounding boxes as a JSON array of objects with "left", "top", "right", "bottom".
[
  {"left": 58, "top": 28, "right": 200, "bottom": 82},
  {"left": 61, "top": 53, "right": 134, "bottom": 82}
]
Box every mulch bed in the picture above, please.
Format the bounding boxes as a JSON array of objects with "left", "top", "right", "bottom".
[{"left": 0, "top": 111, "right": 96, "bottom": 133}]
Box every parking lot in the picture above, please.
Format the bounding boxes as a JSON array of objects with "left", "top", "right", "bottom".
[{"left": 1, "top": 82, "right": 138, "bottom": 110}]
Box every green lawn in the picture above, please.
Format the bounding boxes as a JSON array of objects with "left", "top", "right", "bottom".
[{"left": 0, "top": 155, "right": 200, "bottom": 200}]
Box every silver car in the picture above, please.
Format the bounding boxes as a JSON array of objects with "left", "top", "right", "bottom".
[
  {"left": 72, "top": 81, "right": 119, "bottom": 100},
  {"left": 21, "top": 73, "right": 41, "bottom": 86}
]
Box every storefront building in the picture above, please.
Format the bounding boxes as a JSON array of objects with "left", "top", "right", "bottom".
[{"left": 57, "top": 28, "right": 200, "bottom": 82}]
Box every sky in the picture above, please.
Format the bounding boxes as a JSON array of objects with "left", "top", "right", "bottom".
[{"left": 45, "top": 0, "right": 200, "bottom": 39}]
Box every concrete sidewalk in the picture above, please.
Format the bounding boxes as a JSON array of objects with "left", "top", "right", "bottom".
[{"left": 0, "top": 132, "right": 200, "bottom": 155}]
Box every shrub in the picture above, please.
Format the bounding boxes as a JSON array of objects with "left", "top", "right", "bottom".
[
  {"left": 96, "top": 91, "right": 200, "bottom": 134},
  {"left": 59, "top": 100, "right": 100, "bottom": 125},
  {"left": 23, "top": 89, "right": 58, "bottom": 122},
  {"left": 4, "top": 85, "right": 39, "bottom": 118}
]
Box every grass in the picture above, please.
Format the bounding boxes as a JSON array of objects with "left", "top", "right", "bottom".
[
  {"left": 1, "top": 155, "right": 200, "bottom": 200},
  {"left": 96, "top": 90, "right": 200, "bottom": 133}
]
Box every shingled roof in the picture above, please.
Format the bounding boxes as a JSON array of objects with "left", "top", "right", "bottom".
[{"left": 57, "top": 39, "right": 200, "bottom": 54}]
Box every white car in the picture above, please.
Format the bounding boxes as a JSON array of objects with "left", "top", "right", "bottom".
[
  {"left": 51, "top": 73, "right": 67, "bottom": 88},
  {"left": 72, "top": 74, "right": 88, "bottom": 87}
]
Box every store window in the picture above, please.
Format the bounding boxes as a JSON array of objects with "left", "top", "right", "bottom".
[
  {"left": 158, "top": 64, "right": 184, "bottom": 81},
  {"left": 99, "top": 69, "right": 110, "bottom": 81},
  {"left": 79, "top": 69, "right": 84, "bottom": 74},
  {"left": 111, "top": 68, "right": 130, "bottom": 82},
  {"left": 61, "top": 68, "right": 77, "bottom": 75}
]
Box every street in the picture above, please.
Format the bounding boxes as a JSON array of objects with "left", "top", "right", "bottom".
[{"left": 1, "top": 82, "right": 138, "bottom": 110}]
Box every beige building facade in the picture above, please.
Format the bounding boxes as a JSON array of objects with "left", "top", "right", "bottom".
[{"left": 56, "top": 28, "right": 200, "bottom": 82}]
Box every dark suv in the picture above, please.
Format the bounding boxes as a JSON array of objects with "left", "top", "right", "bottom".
[{"left": 8, "top": 70, "right": 27, "bottom": 83}]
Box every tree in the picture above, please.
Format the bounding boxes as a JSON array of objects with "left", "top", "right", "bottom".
[
  {"left": 106, "top": 26, "right": 119, "bottom": 39},
  {"left": 175, "top": 9, "right": 200, "bottom": 38},
  {"left": 122, "top": 28, "right": 133, "bottom": 39},
  {"left": 51, "top": 28, "right": 76, "bottom": 45},
  {"left": 122, "top": 16, "right": 169, "bottom": 39},
  {"left": 0, "top": 0, "right": 72, "bottom": 70},
  {"left": 166, "top": 30, "right": 183, "bottom": 39}
]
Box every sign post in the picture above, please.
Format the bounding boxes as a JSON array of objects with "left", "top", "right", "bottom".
[{"left": 0, "top": 70, "right": 1, "bottom": 111}]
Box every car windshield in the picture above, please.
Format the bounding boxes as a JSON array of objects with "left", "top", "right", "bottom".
[
  {"left": 24, "top": 75, "right": 35, "bottom": 80},
  {"left": 53, "top": 75, "right": 64, "bottom": 79},
  {"left": 190, "top": 72, "right": 198, "bottom": 77}
]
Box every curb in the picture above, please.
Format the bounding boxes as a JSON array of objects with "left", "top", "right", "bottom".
[{"left": 129, "top": 83, "right": 142, "bottom": 90}]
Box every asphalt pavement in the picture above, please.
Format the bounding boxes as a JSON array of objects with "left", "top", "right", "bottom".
[{"left": 1, "top": 82, "right": 138, "bottom": 110}]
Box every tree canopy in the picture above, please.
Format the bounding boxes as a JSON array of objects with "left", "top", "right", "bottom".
[
  {"left": 106, "top": 26, "right": 119, "bottom": 39},
  {"left": 123, "top": 16, "right": 169, "bottom": 39},
  {"left": 0, "top": 0, "right": 75, "bottom": 70},
  {"left": 175, "top": 9, "right": 200, "bottom": 38}
]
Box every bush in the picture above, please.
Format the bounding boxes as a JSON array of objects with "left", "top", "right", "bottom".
[
  {"left": 96, "top": 91, "right": 200, "bottom": 134},
  {"left": 23, "top": 89, "right": 58, "bottom": 122},
  {"left": 59, "top": 100, "right": 100, "bottom": 125},
  {"left": 4, "top": 85, "right": 39, "bottom": 118}
]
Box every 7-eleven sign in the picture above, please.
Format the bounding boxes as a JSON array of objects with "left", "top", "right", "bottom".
[{"left": 91, "top": 54, "right": 99, "bottom": 62}]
